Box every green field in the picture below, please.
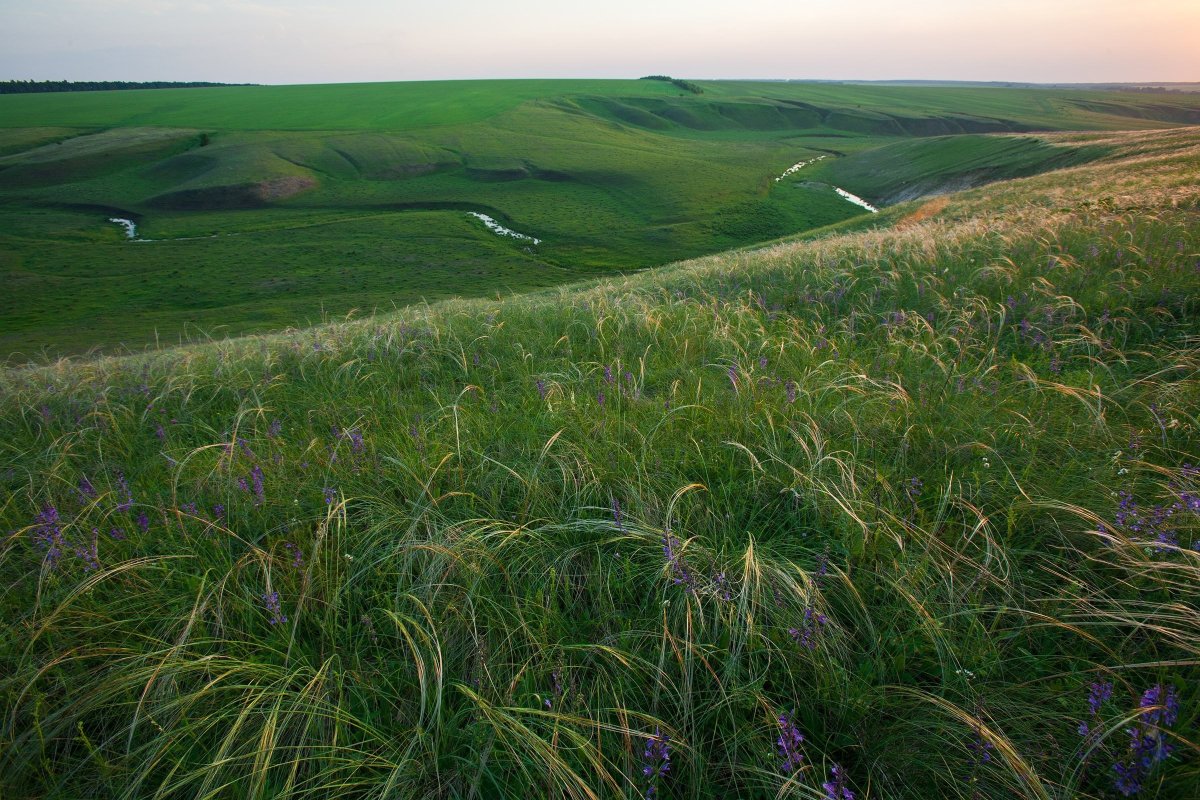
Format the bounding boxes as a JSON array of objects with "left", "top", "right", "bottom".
[
  {"left": 3, "top": 80, "right": 1200, "bottom": 358},
  {"left": 1, "top": 126, "right": 1198, "bottom": 800}
]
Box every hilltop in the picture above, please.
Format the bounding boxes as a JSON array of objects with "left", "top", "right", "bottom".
[
  {"left": 1, "top": 126, "right": 1198, "bottom": 799},
  {"left": 3, "top": 79, "right": 1200, "bottom": 357}
]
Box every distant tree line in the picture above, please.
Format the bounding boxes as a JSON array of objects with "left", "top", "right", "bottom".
[
  {"left": 640, "top": 75, "right": 703, "bottom": 94},
  {"left": 0, "top": 80, "right": 256, "bottom": 94}
]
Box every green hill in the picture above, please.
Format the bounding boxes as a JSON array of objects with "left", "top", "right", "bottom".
[
  {"left": 1, "top": 125, "right": 1198, "bottom": 799},
  {"left": 4, "top": 81, "right": 1200, "bottom": 359}
]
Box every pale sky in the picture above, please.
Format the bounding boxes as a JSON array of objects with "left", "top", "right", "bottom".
[{"left": 1, "top": 0, "right": 1196, "bottom": 85}]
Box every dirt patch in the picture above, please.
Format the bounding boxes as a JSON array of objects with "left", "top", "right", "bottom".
[
  {"left": 148, "top": 176, "right": 317, "bottom": 209},
  {"left": 896, "top": 197, "right": 949, "bottom": 229},
  {"left": 253, "top": 176, "right": 317, "bottom": 202}
]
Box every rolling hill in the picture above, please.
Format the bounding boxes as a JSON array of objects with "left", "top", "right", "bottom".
[
  {"left": 3, "top": 80, "right": 1200, "bottom": 359},
  {"left": 1, "top": 124, "right": 1197, "bottom": 799}
]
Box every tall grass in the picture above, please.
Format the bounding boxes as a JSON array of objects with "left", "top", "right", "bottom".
[{"left": 2, "top": 128, "right": 1198, "bottom": 798}]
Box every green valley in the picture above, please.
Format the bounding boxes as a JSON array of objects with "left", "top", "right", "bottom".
[{"left": 3, "top": 79, "right": 1199, "bottom": 358}]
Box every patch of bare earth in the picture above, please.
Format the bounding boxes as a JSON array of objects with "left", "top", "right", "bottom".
[
  {"left": 896, "top": 197, "right": 949, "bottom": 229},
  {"left": 253, "top": 176, "right": 317, "bottom": 202}
]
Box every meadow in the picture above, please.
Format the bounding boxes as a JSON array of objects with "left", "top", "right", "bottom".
[
  {"left": 0, "top": 125, "right": 1197, "bottom": 798},
  {"left": 4, "top": 80, "right": 1200, "bottom": 357}
]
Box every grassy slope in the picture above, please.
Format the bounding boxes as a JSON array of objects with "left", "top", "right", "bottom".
[
  {"left": 2, "top": 81, "right": 1200, "bottom": 359},
  {"left": 808, "top": 134, "right": 1108, "bottom": 204},
  {"left": 0, "top": 80, "right": 684, "bottom": 131},
  {"left": 1, "top": 127, "right": 1198, "bottom": 799}
]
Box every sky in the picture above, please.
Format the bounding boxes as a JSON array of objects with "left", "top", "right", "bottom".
[{"left": 1, "top": 0, "right": 1196, "bottom": 85}]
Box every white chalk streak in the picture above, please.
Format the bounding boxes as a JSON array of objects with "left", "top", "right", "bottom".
[
  {"left": 109, "top": 217, "right": 145, "bottom": 241},
  {"left": 467, "top": 212, "right": 541, "bottom": 244},
  {"left": 775, "top": 155, "right": 828, "bottom": 182},
  {"left": 833, "top": 187, "right": 879, "bottom": 213}
]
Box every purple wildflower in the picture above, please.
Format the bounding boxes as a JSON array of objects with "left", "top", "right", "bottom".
[
  {"left": 1112, "top": 689, "right": 1179, "bottom": 800},
  {"left": 115, "top": 471, "right": 134, "bottom": 512},
  {"left": 814, "top": 549, "right": 830, "bottom": 582},
  {"left": 822, "top": 763, "right": 854, "bottom": 800},
  {"left": 967, "top": 717, "right": 993, "bottom": 765},
  {"left": 712, "top": 571, "right": 732, "bottom": 602},
  {"left": 786, "top": 381, "right": 797, "bottom": 404},
  {"left": 536, "top": 379, "right": 547, "bottom": 399},
  {"left": 964, "top": 697, "right": 994, "bottom": 798},
  {"left": 1079, "top": 680, "right": 1113, "bottom": 756},
  {"left": 267, "top": 419, "right": 282, "bottom": 438},
  {"left": 74, "top": 529, "right": 100, "bottom": 572},
  {"left": 789, "top": 606, "right": 828, "bottom": 650},
  {"left": 662, "top": 532, "right": 693, "bottom": 590},
  {"left": 611, "top": 498, "right": 623, "bottom": 531},
  {"left": 261, "top": 590, "right": 287, "bottom": 625},
  {"left": 136, "top": 511, "right": 150, "bottom": 533},
  {"left": 604, "top": 364, "right": 614, "bottom": 384},
  {"left": 543, "top": 669, "right": 562, "bottom": 709},
  {"left": 77, "top": 475, "right": 97, "bottom": 501},
  {"left": 642, "top": 729, "right": 671, "bottom": 798},
  {"left": 1088, "top": 681, "right": 1114, "bottom": 715},
  {"left": 776, "top": 712, "right": 806, "bottom": 774},
  {"left": 284, "top": 542, "right": 303, "bottom": 569},
  {"left": 251, "top": 465, "right": 265, "bottom": 506},
  {"left": 1139, "top": 684, "right": 1179, "bottom": 728},
  {"left": 32, "top": 504, "right": 64, "bottom": 568},
  {"left": 1113, "top": 760, "right": 1142, "bottom": 796}
]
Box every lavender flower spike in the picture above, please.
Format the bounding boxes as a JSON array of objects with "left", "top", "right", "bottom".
[
  {"left": 822, "top": 763, "right": 854, "bottom": 800},
  {"left": 777, "top": 711, "right": 806, "bottom": 774},
  {"left": 262, "top": 591, "right": 287, "bottom": 625},
  {"left": 641, "top": 728, "right": 671, "bottom": 798}
]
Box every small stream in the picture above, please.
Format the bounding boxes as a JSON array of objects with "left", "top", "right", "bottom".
[
  {"left": 109, "top": 218, "right": 230, "bottom": 242},
  {"left": 109, "top": 217, "right": 147, "bottom": 241},
  {"left": 467, "top": 212, "right": 541, "bottom": 244},
  {"left": 833, "top": 188, "right": 879, "bottom": 213},
  {"left": 775, "top": 156, "right": 879, "bottom": 213},
  {"left": 110, "top": 212, "right": 543, "bottom": 246},
  {"left": 775, "top": 155, "right": 828, "bottom": 182}
]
